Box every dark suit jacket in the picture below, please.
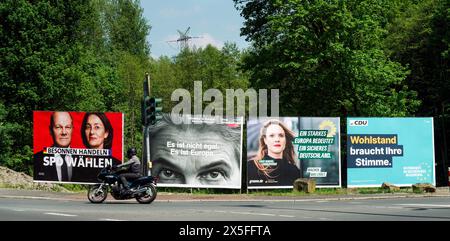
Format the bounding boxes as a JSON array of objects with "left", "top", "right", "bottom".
[{"left": 33, "top": 150, "right": 60, "bottom": 182}]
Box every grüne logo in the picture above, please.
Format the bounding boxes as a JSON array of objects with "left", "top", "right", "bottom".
[{"left": 350, "top": 120, "right": 368, "bottom": 126}]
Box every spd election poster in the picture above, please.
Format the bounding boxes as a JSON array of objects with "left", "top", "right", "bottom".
[{"left": 33, "top": 111, "right": 123, "bottom": 184}]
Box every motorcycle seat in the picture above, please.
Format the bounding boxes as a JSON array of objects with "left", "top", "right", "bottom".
[{"left": 133, "top": 176, "right": 148, "bottom": 182}]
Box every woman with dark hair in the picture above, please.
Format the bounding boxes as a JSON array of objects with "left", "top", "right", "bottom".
[
  {"left": 247, "top": 119, "right": 300, "bottom": 186},
  {"left": 79, "top": 112, "right": 121, "bottom": 183},
  {"left": 81, "top": 112, "right": 113, "bottom": 149}
]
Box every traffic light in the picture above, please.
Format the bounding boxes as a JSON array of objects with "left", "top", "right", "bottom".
[{"left": 143, "top": 96, "right": 162, "bottom": 125}]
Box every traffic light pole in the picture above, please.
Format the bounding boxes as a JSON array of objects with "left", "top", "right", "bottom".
[
  {"left": 142, "top": 73, "right": 151, "bottom": 176},
  {"left": 142, "top": 73, "right": 162, "bottom": 176}
]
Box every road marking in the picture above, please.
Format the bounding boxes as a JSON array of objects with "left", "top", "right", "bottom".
[
  {"left": 190, "top": 208, "right": 342, "bottom": 219},
  {"left": 99, "top": 218, "right": 125, "bottom": 221},
  {"left": 396, "top": 204, "right": 450, "bottom": 208},
  {"left": 193, "top": 209, "right": 291, "bottom": 218},
  {"left": 347, "top": 205, "right": 403, "bottom": 210},
  {"left": 256, "top": 213, "right": 277, "bottom": 216},
  {"left": 229, "top": 211, "right": 275, "bottom": 217},
  {"left": 12, "top": 209, "right": 25, "bottom": 212},
  {"left": 374, "top": 206, "right": 388, "bottom": 209},
  {"left": 44, "top": 212, "right": 77, "bottom": 217},
  {"left": 0, "top": 195, "right": 75, "bottom": 201}
]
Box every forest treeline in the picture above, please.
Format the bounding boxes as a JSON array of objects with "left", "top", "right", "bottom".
[{"left": 0, "top": 0, "right": 448, "bottom": 183}]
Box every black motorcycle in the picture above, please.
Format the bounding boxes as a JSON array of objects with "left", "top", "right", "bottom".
[{"left": 87, "top": 165, "right": 157, "bottom": 204}]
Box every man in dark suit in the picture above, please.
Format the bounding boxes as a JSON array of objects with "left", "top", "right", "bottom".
[{"left": 34, "top": 111, "right": 74, "bottom": 182}]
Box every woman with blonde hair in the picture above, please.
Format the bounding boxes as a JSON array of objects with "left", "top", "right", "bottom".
[{"left": 247, "top": 119, "right": 300, "bottom": 186}]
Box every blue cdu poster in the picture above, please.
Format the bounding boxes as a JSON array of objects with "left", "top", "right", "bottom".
[{"left": 347, "top": 118, "right": 435, "bottom": 187}]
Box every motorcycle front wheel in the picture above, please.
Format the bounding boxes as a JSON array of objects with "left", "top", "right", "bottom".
[
  {"left": 87, "top": 184, "right": 108, "bottom": 203},
  {"left": 136, "top": 184, "right": 157, "bottom": 204}
]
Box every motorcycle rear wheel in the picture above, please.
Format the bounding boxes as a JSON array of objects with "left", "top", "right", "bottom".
[
  {"left": 136, "top": 184, "right": 157, "bottom": 204},
  {"left": 88, "top": 184, "right": 108, "bottom": 203}
]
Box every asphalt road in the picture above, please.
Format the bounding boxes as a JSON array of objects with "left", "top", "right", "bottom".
[{"left": 1, "top": 195, "right": 449, "bottom": 221}]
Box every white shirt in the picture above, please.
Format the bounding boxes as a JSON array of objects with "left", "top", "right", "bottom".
[{"left": 54, "top": 153, "right": 73, "bottom": 181}]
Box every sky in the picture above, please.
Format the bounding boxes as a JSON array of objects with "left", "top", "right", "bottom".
[{"left": 139, "top": 0, "right": 250, "bottom": 58}]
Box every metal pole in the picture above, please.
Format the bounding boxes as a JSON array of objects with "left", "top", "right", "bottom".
[
  {"left": 146, "top": 126, "right": 151, "bottom": 176},
  {"left": 147, "top": 73, "right": 151, "bottom": 97},
  {"left": 142, "top": 73, "right": 152, "bottom": 176},
  {"left": 441, "top": 102, "right": 448, "bottom": 187}
]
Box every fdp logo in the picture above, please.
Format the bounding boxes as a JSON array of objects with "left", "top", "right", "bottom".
[{"left": 349, "top": 119, "right": 368, "bottom": 126}]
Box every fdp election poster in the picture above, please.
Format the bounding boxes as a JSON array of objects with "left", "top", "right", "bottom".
[
  {"left": 148, "top": 114, "right": 243, "bottom": 189},
  {"left": 33, "top": 111, "right": 124, "bottom": 184},
  {"left": 247, "top": 117, "right": 341, "bottom": 189},
  {"left": 347, "top": 117, "right": 435, "bottom": 187}
]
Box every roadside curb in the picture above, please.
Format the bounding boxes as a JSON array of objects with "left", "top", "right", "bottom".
[
  {"left": 154, "top": 194, "right": 450, "bottom": 202},
  {"left": 0, "top": 190, "right": 448, "bottom": 203}
]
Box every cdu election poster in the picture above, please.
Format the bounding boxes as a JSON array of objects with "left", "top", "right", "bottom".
[
  {"left": 347, "top": 117, "right": 435, "bottom": 187},
  {"left": 247, "top": 117, "right": 341, "bottom": 189},
  {"left": 148, "top": 114, "right": 243, "bottom": 189},
  {"left": 33, "top": 111, "right": 124, "bottom": 184}
]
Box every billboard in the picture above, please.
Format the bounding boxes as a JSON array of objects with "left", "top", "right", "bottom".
[
  {"left": 347, "top": 117, "right": 435, "bottom": 187},
  {"left": 33, "top": 111, "right": 123, "bottom": 184},
  {"left": 149, "top": 114, "right": 243, "bottom": 189},
  {"left": 247, "top": 117, "right": 341, "bottom": 189}
]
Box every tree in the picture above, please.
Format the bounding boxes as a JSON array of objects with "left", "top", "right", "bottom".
[
  {"left": 104, "top": 0, "right": 150, "bottom": 58},
  {"left": 234, "top": 0, "right": 420, "bottom": 117},
  {"left": 0, "top": 0, "right": 152, "bottom": 173},
  {"left": 114, "top": 51, "right": 147, "bottom": 151},
  {"left": 385, "top": 0, "right": 449, "bottom": 116},
  {"left": 173, "top": 44, "right": 249, "bottom": 114},
  {"left": 384, "top": 0, "right": 449, "bottom": 185},
  {"left": 149, "top": 56, "right": 179, "bottom": 112},
  {"left": 0, "top": 0, "right": 96, "bottom": 172}
]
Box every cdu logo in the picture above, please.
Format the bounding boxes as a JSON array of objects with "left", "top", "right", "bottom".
[{"left": 349, "top": 119, "right": 368, "bottom": 126}]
